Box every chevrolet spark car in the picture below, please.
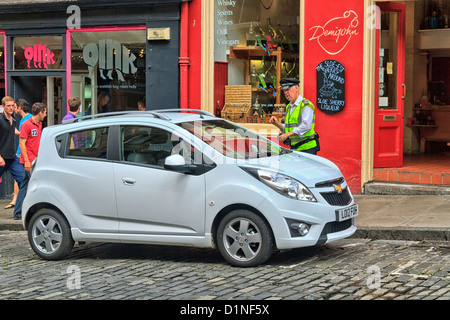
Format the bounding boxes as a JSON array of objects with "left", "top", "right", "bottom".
[{"left": 22, "top": 109, "right": 358, "bottom": 267}]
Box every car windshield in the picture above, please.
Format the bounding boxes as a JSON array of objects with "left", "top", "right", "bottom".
[{"left": 178, "top": 120, "right": 291, "bottom": 159}]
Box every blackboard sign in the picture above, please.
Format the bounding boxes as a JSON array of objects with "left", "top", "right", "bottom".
[{"left": 316, "top": 60, "right": 345, "bottom": 114}]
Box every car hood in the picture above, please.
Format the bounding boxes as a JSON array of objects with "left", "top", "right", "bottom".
[{"left": 237, "top": 152, "right": 342, "bottom": 188}]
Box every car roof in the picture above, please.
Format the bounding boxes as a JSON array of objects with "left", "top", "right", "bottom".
[{"left": 61, "top": 109, "right": 217, "bottom": 126}]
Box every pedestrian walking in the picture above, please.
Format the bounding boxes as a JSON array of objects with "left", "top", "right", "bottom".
[
  {"left": 13, "top": 102, "right": 47, "bottom": 220},
  {"left": 62, "top": 97, "right": 81, "bottom": 123},
  {"left": 0, "top": 96, "right": 26, "bottom": 218},
  {"left": 4, "top": 98, "right": 32, "bottom": 210}
]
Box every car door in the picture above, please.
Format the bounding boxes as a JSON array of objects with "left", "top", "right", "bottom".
[{"left": 113, "top": 124, "right": 206, "bottom": 237}]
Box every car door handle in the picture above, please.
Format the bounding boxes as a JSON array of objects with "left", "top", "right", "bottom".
[{"left": 122, "top": 178, "right": 136, "bottom": 186}]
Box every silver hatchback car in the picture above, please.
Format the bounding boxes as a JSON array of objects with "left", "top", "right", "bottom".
[{"left": 22, "top": 109, "right": 358, "bottom": 267}]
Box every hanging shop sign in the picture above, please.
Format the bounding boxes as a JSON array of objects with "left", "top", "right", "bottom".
[{"left": 316, "top": 60, "right": 345, "bottom": 114}]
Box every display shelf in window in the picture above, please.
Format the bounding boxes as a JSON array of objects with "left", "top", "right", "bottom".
[{"left": 229, "top": 46, "right": 298, "bottom": 105}]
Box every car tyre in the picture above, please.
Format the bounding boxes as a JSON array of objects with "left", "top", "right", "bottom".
[
  {"left": 28, "top": 208, "right": 74, "bottom": 260},
  {"left": 217, "top": 210, "right": 274, "bottom": 267}
]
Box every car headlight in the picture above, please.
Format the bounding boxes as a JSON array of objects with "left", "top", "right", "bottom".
[{"left": 242, "top": 168, "right": 317, "bottom": 202}]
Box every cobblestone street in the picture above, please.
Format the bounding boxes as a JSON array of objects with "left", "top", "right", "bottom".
[{"left": 1, "top": 231, "right": 449, "bottom": 302}]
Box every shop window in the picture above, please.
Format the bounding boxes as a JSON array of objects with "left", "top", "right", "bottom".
[
  {"left": 214, "top": 1, "right": 299, "bottom": 124},
  {"left": 14, "top": 36, "right": 63, "bottom": 71},
  {"left": 69, "top": 28, "right": 146, "bottom": 116}
]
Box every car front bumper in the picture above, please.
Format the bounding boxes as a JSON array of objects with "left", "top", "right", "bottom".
[{"left": 258, "top": 192, "right": 358, "bottom": 250}]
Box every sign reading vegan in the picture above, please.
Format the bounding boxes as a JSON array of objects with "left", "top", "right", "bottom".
[{"left": 316, "top": 60, "right": 345, "bottom": 114}]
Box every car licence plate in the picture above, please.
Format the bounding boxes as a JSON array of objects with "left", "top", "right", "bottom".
[{"left": 336, "top": 204, "right": 359, "bottom": 222}]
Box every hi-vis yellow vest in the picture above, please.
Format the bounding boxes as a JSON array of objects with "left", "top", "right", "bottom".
[{"left": 285, "top": 99, "right": 317, "bottom": 151}]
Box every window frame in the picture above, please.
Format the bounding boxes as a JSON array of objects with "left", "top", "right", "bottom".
[
  {"left": 57, "top": 125, "right": 113, "bottom": 161},
  {"left": 117, "top": 124, "right": 198, "bottom": 169}
]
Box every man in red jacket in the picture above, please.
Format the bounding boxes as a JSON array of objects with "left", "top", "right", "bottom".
[{"left": 13, "top": 102, "right": 47, "bottom": 220}]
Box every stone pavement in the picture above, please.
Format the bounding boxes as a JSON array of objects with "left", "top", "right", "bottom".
[{"left": 1, "top": 192, "right": 449, "bottom": 241}]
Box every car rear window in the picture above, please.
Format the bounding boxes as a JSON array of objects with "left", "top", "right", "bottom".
[{"left": 64, "top": 127, "right": 109, "bottom": 159}]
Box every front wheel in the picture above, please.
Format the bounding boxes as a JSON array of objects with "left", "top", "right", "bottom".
[
  {"left": 28, "top": 208, "right": 74, "bottom": 260},
  {"left": 217, "top": 210, "right": 274, "bottom": 267}
]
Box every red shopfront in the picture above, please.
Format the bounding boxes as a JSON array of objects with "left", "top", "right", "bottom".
[
  {"left": 204, "top": 0, "right": 366, "bottom": 193},
  {"left": 303, "top": 0, "right": 365, "bottom": 191},
  {"left": 203, "top": 0, "right": 450, "bottom": 193}
]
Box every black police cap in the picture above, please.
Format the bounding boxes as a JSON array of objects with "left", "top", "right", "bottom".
[{"left": 280, "top": 78, "right": 300, "bottom": 90}]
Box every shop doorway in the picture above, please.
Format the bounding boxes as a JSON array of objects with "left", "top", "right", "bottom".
[
  {"left": 11, "top": 75, "right": 63, "bottom": 126},
  {"left": 374, "top": 2, "right": 406, "bottom": 168},
  {"left": 372, "top": 2, "right": 450, "bottom": 186}
]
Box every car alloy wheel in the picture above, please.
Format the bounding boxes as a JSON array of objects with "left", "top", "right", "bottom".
[
  {"left": 28, "top": 208, "right": 74, "bottom": 260},
  {"left": 217, "top": 210, "right": 273, "bottom": 267}
]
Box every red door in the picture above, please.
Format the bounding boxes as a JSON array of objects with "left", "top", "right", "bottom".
[{"left": 374, "top": 3, "right": 406, "bottom": 168}]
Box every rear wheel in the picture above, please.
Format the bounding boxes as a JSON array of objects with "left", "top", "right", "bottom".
[
  {"left": 28, "top": 208, "right": 74, "bottom": 260},
  {"left": 217, "top": 210, "right": 274, "bottom": 267}
]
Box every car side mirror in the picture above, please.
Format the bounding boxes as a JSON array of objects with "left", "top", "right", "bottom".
[
  {"left": 164, "top": 154, "right": 196, "bottom": 174},
  {"left": 164, "top": 154, "right": 216, "bottom": 175},
  {"left": 165, "top": 154, "right": 186, "bottom": 167}
]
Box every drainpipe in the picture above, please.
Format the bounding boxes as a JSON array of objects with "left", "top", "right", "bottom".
[{"left": 179, "top": 1, "right": 190, "bottom": 109}]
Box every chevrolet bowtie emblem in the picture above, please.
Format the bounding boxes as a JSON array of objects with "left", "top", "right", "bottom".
[{"left": 333, "top": 184, "right": 343, "bottom": 194}]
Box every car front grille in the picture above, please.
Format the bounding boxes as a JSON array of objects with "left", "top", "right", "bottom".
[
  {"left": 320, "top": 188, "right": 352, "bottom": 206},
  {"left": 322, "top": 219, "right": 353, "bottom": 234},
  {"left": 316, "top": 219, "right": 354, "bottom": 245}
]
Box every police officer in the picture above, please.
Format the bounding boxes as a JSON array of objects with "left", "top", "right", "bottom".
[{"left": 269, "top": 78, "right": 319, "bottom": 155}]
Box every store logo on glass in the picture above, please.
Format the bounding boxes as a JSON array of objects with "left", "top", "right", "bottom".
[
  {"left": 309, "top": 10, "right": 359, "bottom": 55},
  {"left": 83, "top": 39, "right": 138, "bottom": 82},
  {"left": 23, "top": 44, "right": 56, "bottom": 69}
]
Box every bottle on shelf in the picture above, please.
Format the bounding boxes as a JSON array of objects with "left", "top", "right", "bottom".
[
  {"left": 285, "top": 22, "right": 299, "bottom": 52},
  {"left": 216, "top": 100, "right": 221, "bottom": 117},
  {"left": 276, "top": 21, "right": 287, "bottom": 50},
  {"left": 255, "top": 17, "right": 266, "bottom": 47},
  {"left": 250, "top": 65, "right": 259, "bottom": 88},
  {"left": 246, "top": 22, "right": 257, "bottom": 46},
  {"left": 430, "top": 7, "right": 440, "bottom": 29},
  {"left": 262, "top": 17, "right": 278, "bottom": 50}
]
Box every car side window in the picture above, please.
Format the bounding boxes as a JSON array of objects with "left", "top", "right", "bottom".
[
  {"left": 120, "top": 126, "right": 194, "bottom": 167},
  {"left": 66, "top": 127, "right": 109, "bottom": 159}
]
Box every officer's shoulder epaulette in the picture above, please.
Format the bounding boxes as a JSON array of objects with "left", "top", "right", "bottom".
[{"left": 301, "top": 99, "right": 311, "bottom": 105}]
